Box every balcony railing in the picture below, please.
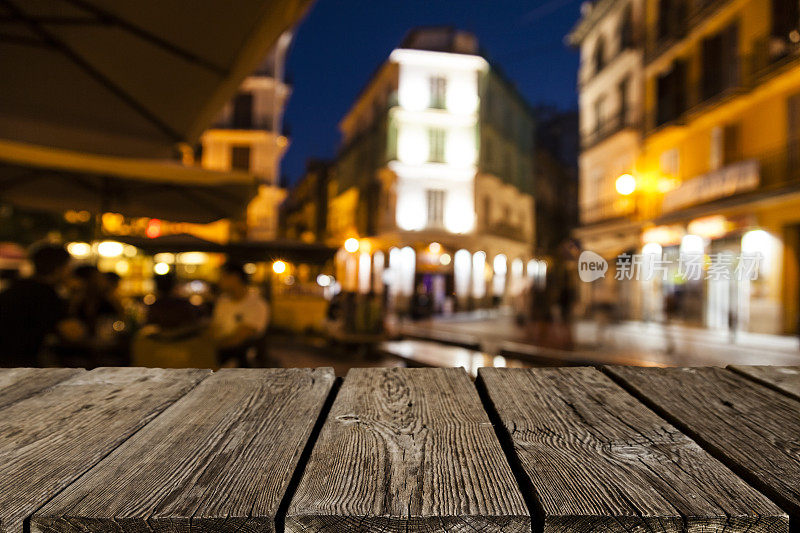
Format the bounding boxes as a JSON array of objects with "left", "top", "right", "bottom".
[
  {"left": 580, "top": 197, "right": 635, "bottom": 225},
  {"left": 645, "top": 0, "right": 731, "bottom": 63},
  {"left": 649, "top": 35, "right": 800, "bottom": 131},
  {"left": 582, "top": 111, "right": 640, "bottom": 149},
  {"left": 749, "top": 35, "right": 800, "bottom": 85},
  {"left": 484, "top": 221, "right": 529, "bottom": 241}
]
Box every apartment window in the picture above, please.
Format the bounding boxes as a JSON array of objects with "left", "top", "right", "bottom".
[
  {"left": 593, "top": 37, "right": 606, "bottom": 74},
  {"left": 723, "top": 123, "right": 741, "bottom": 164},
  {"left": 710, "top": 124, "right": 741, "bottom": 170},
  {"left": 619, "top": 77, "right": 630, "bottom": 125},
  {"left": 429, "top": 128, "right": 446, "bottom": 162},
  {"left": 772, "top": 0, "right": 800, "bottom": 40},
  {"left": 594, "top": 96, "right": 607, "bottom": 133},
  {"left": 656, "top": 60, "right": 687, "bottom": 126},
  {"left": 430, "top": 76, "right": 447, "bottom": 109},
  {"left": 701, "top": 23, "right": 739, "bottom": 102},
  {"left": 788, "top": 92, "right": 800, "bottom": 169},
  {"left": 660, "top": 148, "right": 680, "bottom": 176},
  {"left": 710, "top": 127, "right": 724, "bottom": 170},
  {"left": 620, "top": 5, "right": 635, "bottom": 49},
  {"left": 657, "top": 0, "right": 685, "bottom": 41},
  {"left": 232, "top": 93, "right": 253, "bottom": 129},
  {"left": 231, "top": 145, "right": 251, "bottom": 171},
  {"left": 426, "top": 189, "right": 445, "bottom": 228}
]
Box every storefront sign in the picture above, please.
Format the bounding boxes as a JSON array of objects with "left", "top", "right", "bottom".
[
  {"left": 642, "top": 224, "right": 685, "bottom": 246},
  {"left": 687, "top": 215, "right": 730, "bottom": 239},
  {"left": 662, "top": 159, "right": 759, "bottom": 213}
]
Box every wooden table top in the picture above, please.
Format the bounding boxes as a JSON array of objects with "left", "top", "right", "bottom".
[{"left": 0, "top": 365, "right": 797, "bottom": 532}]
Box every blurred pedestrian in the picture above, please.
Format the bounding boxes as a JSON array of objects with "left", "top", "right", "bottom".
[
  {"left": 146, "top": 272, "right": 200, "bottom": 329},
  {"left": 133, "top": 272, "right": 212, "bottom": 369},
  {"left": 70, "top": 264, "right": 119, "bottom": 337},
  {"left": 0, "top": 244, "right": 85, "bottom": 367},
  {"left": 212, "top": 262, "right": 269, "bottom": 367}
]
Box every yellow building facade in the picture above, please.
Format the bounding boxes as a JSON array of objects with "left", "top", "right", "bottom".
[
  {"left": 573, "top": 0, "right": 800, "bottom": 334},
  {"left": 636, "top": 0, "right": 800, "bottom": 333}
]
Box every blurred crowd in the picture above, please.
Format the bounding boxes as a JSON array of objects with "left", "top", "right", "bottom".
[{"left": 0, "top": 243, "right": 270, "bottom": 369}]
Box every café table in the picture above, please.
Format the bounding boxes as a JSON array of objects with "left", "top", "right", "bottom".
[{"left": 0, "top": 364, "right": 797, "bottom": 532}]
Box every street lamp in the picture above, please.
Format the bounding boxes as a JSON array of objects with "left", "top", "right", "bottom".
[
  {"left": 272, "top": 260, "right": 286, "bottom": 274},
  {"left": 344, "top": 238, "right": 359, "bottom": 253},
  {"left": 616, "top": 173, "right": 636, "bottom": 196}
]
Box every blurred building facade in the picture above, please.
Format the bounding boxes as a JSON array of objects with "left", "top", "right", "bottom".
[
  {"left": 200, "top": 31, "right": 294, "bottom": 241},
  {"left": 570, "top": 0, "right": 646, "bottom": 320},
  {"left": 327, "top": 27, "right": 538, "bottom": 313},
  {"left": 572, "top": 0, "right": 800, "bottom": 335},
  {"left": 533, "top": 106, "right": 580, "bottom": 257},
  {"left": 282, "top": 159, "right": 332, "bottom": 243}
]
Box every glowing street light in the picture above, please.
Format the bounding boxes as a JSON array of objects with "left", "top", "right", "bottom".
[
  {"left": 97, "top": 241, "right": 124, "bottom": 258},
  {"left": 616, "top": 173, "right": 636, "bottom": 196},
  {"left": 67, "top": 242, "right": 91, "bottom": 259},
  {"left": 154, "top": 262, "right": 170, "bottom": 275},
  {"left": 272, "top": 260, "right": 287, "bottom": 274},
  {"left": 344, "top": 238, "right": 360, "bottom": 253}
]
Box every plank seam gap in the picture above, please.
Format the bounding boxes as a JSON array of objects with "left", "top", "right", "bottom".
[
  {"left": 274, "top": 375, "right": 342, "bottom": 533},
  {"left": 600, "top": 366, "right": 799, "bottom": 533},
  {"left": 725, "top": 365, "right": 800, "bottom": 404},
  {"left": 21, "top": 371, "right": 213, "bottom": 533},
  {"left": 474, "top": 374, "right": 542, "bottom": 533}
]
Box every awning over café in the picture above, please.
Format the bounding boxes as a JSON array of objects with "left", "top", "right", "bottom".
[
  {"left": 118, "top": 234, "right": 338, "bottom": 264},
  {"left": 0, "top": 140, "right": 256, "bottom": 223},
  {"left": 0, "top": 0, "right": 313, "bottom": 158}
]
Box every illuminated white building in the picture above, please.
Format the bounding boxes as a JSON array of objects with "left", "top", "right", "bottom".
[
  {"left": 328, "top": 28, "right": 537, "bottom": 311},
  {"left": 200, "top": 31, "right": 293, "bottom": 241}
]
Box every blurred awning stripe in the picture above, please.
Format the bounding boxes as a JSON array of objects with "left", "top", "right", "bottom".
[
  {"left": 0, "top": 0, "right": 312, "bottom": 158},
  {"left": 117, "top": 234, "right": 338, "bottom": 264},
  {"left": 0, "top": 139, "right": 257, "bottom": 223}
]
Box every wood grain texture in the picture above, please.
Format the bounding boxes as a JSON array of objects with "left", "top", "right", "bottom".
[
  {"left": 0, "top": 367, "right": 208, "bottom": 533},
  {"left": 0, "top": 368, "right": 83, "bottom": 410},
  {"left": 607, "top": 365, "right": 800, "bottom": 529},
  {"left": 286, "top": 367, "right": 530, "bottom": 532},
  {"left": 32, "top": 368, "right": 336, "bottom": 533},
  {"left": 729, "top": 365, "right": 800, "bottom": 402},
  {"left": 479, "top": 367, "right": 787, "bottom": 532}
]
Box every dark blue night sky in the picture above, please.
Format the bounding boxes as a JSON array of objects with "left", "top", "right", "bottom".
[{"left": 281, "top": 0, "right": 582, "bottom": 185}]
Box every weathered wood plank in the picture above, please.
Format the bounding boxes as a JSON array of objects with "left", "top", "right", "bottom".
[
  {"left": 0, "top": 367, "right": 208, "bottom": 533},
  {"left": 0, "top": 368, "right": 83, "bottom": 410},
  {"left": 729, "top": 365, "right": 800, "bottom": 402},
  {"left": 32, "top": 368, "right": 336, "bottom": 533},
  {"left": 286, "top": 367, "right": 530, "bottom": 532},
  {"left": 479, "top": 367, "right": 787, "bottom": 532},
  {"left": 606, "top": 365, "right": 800, "bottom": 529}
]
